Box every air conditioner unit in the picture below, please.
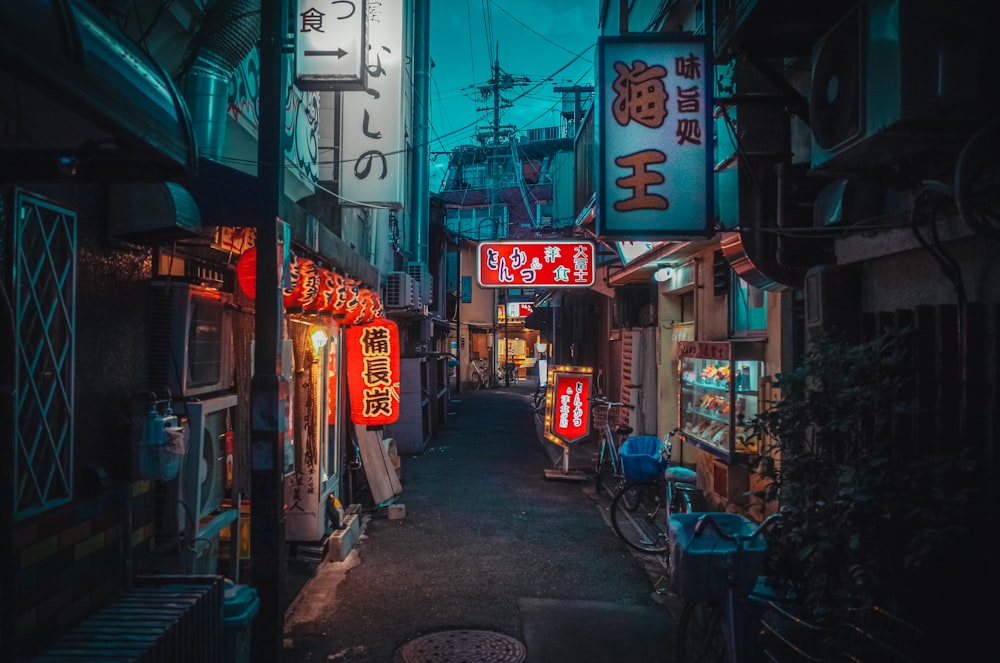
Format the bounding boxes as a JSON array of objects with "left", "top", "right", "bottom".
[
  {"left": 407, "top": 261, "right": 433, "bottom": 307},
  {"left": 810, "top": 0, "right": 981, "bottom": 171},
  {"left": 177, "top": 394, "right": 236, "bottom": 534},
  {"left": 385, "top": 271, "right": 416, "bottom": 308}
]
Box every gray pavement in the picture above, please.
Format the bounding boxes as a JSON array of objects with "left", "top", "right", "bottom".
[{"left": 282, "top": 377, "right": 681, "bottom": 662}]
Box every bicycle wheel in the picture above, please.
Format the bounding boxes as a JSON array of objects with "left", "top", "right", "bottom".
[
  {"left": 595, "top": 439, "right": 624, "bottom": 495},
  {"left": 610, "top": 481, "right": 669, "bottom": 554},
  {"left": 677, "top": 600, "right": 728, "bottom": 663},
  {"left": 472, "top": 371, "right": 483, "bottom": 390}
]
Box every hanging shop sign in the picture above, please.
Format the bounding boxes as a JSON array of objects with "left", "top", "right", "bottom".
[
  {"left": 346, "top": 317, "right": 401, "bottom": 426},
  {"left": 477, "top": 240, "right": 596, "bottom": 288},
  {"left": 295, "top": 0, "right": 367, "bottom": 91},
  {"left": 340, "top": 0, "right": 406, "bottom": 207},
  {"left": 597, "top": 33, "right": 713, "bottom": 239},
  {"left": 543, "top": 365, "right": 594, "bottom": 448}
]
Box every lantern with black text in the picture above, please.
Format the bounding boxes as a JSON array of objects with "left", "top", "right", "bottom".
[
  {"left": 346, "top": 318, "right": 400, "bottom": 426},
  {"left": 283, "top": 254, "right": 318, "bottom": 312},
  {"left": 305, "top": 267, "right": 336, "bottom": 315}
]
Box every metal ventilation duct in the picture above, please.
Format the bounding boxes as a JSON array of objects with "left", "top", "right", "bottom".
[{"left": 183, "top": 0, "right": 260, "bottom": 159}]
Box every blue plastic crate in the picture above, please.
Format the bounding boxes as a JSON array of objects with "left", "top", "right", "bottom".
[{"left": 619, "top": 435, "right": 667, "bottom": 482}]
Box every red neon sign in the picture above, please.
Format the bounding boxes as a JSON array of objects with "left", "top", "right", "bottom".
[
  {"left": 543, "top": 366, "right": 593, "bottom": 447},
  {"left": 477, "top": 241, "right": 596, "bottom": 288}
]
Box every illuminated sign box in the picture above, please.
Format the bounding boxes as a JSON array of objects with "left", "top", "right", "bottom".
[
  {"left": 543, "top": 365, "right": 594, "bottom": 448},
  {"left": 295, "top": 0, "right": 367, "bottom": 91},
  {"left": 477, "top": 241, "right": 596, "bottom": 288},
  {"left": 597, "top": 33, "right": 714, "bottom": 239}
]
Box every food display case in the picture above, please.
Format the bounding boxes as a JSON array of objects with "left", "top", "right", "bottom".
[{"left": 678, "top": 340, "right": 764, "bottom": 461}]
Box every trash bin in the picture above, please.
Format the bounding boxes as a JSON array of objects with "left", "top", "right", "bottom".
[{"left": 223, "top": 580, "right": 260, "bottom": 663}]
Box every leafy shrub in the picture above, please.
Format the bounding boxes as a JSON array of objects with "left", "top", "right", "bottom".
[{"left": 749, "top": 329, "right": 983, "bottom": 631}]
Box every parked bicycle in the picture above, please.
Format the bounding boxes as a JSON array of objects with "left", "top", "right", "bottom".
[
  {"left": 502, "top": 361, "right": 518, "bottom": 386},
  {"left": 590, "top": 396, "right": 635, "bottom": 496},
  {"left": 672, "top": 512, "right": 926, "bottom": 663},
  {"left": 469, "top": 357, "right": 497, "bottom": 390},
  {"left": 672, "top": 512, "right": 782, "bottom": 663},
  {"left": 609, "top": 428, "right": 706, "bottom": 555}
]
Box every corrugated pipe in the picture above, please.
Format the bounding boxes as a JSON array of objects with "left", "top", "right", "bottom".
[{"left": 183, "top": 0, "right": 261, "bottom": 159}]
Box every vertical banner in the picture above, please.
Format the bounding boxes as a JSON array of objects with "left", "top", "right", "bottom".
[
  {"left": 346, "top": 317, "right": 401, "bottom": 425},
  {"left": 295, "top": 0, "right": 367, "bottom": 90},
  {"left": 340, "top": 0, "right": 406, "bottom": 207},
  {"left": 598, "top": 34, "right": 713, "bottom": 239},
  {"left": 544, "top": 365, "right": 594, "bottom": 448}
]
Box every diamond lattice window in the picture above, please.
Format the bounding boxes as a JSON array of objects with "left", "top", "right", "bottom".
[{"left": 13, "top": 191, "right": 76, "bottom": 521}]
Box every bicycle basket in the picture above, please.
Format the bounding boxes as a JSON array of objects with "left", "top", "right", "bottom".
[
  {"left": 591, "top": 403, "right": 609, "bottom": 430},
  {"left": 667, "top": 513, "right": 767, "bottom": 602},
  {"left": 619, "top": 435, "right": 667, "bottom": 482}
]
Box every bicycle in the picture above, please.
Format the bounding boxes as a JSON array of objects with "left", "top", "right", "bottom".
[
  {"left": 609, "top": 428, "right": 707, "bottom": 555},
  {"left": 590, "top": 396, "right": 635, "bottom": 496},
  {"left": 469, "top": 357, "right": 496, "bottom": 390},
  {"left": 502, "top": 361, "right": 518, "bottom": 386},
  {"left": 673, "top": 512, "right": 782, "bottom": 663},
  {"left": 673, "top": 512, "right": 929, "bottom": 663}
]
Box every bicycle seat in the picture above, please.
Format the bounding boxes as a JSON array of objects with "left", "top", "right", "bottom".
[
  {"left": 615, "top": 425, "right": 634, "bottom": 437},
  {"left": 665, "top": 465, "right": 698, "bottom": 484}
]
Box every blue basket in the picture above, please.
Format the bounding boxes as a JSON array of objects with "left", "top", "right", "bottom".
[{"left": 619, "top": 435, "right": 667, "bottom": 482}]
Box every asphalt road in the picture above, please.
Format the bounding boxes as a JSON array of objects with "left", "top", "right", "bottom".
[{"left": 282, "top": 378, "right": 679, "bottom": 663}]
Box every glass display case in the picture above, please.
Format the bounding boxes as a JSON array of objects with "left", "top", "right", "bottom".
[{"left": 678, "top": 340, "right": 765, "bottom": 460}]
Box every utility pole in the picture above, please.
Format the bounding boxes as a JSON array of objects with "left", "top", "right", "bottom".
[{"left": 251, "top": 0, "right": 285, "bottom": 660}]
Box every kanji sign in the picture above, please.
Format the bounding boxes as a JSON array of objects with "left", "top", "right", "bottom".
[
  {"left": 477, "top": 241, "right": 596, "bottom": 288},
  {"left": 346, "top": 317, "right": 400, "bottom": 426},
  {"left": 340, "top": 0, "right": 405, "bottom": 207},
  {"left": 295, "top": 0, "right": 367, "bottom": 90},
  {"left": 543, "top": 366, "right": 594, "bottom": 448},
  {"left": 598, "top": 34, "right": 713, "bottom": 239}
]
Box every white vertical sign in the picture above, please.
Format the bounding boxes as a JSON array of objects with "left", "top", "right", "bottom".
[
  {"left": 340, "top": 0, "right": 406, "bottom": 208},
  {"left": 295, "top": 0, "right": 367, "bottom": 90},
  {"left": 598, "top": 34, "right": 714, "bottom": 239}
]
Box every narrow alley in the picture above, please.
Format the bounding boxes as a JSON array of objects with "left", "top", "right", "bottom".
[{"left": 282, "top": 377, "right": 677, "bottom": 663}]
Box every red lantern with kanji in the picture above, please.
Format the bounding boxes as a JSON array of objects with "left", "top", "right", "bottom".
[
  {"left": 334, "top": 277, "right": 362, "bottom": 322},
  {"left": 283, "top": 254, "right": 319, "bottom": 312},
  {"left": 345, "top": 317, "right": 400, "bottom": 426},
  {"left": 305, "top": 267, "right": 336, "bottom": 315}
]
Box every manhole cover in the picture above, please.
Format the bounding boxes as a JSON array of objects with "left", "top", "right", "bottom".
[{"left": 398, "top": 629, "right": 526, "bottom": 663}]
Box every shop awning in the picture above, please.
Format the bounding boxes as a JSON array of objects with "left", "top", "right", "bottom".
[{"left": 0, "top": 0, "right": 197, "bottom": 181}]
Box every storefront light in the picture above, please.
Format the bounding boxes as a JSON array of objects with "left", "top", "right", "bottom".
[
  {"left": 653, "top": 266, "right": 675, "bottom": 283},
  {"left": 310, "top": 328, "right": 329, "bottom": 352}
]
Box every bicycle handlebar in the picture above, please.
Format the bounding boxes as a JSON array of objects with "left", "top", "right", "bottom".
[
  {"left": 588, "top": 397, "right": 635, "bottom": 409},
  {"left": 693, "top": 512, "right": 783, "bottom": 542}
]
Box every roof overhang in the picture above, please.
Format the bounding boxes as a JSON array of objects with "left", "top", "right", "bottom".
[
  {"left": 606, "top": 238, "right": 718, "bottom": 286},
  {"left": 0, "top": 0, "right": 197, "bottom": 181}
]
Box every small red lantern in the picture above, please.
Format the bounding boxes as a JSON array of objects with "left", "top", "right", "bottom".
[
  {"left": 305, "top": 267, "right": 336, "bottom": 315},
  {"left": 236, "top": 247, "right": 258, "bottom": 299},
  {"left": 346, "top": 317, "right": 400, "bottom": 426},
  {"left": 283, "top": 254, "right": 319, "bottom": 312}
]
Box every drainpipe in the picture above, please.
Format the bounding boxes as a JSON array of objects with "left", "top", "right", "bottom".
[{"left": 411, "top": 0, "right": 430, "bottom": 265}]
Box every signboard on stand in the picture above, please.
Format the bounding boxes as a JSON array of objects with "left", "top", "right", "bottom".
[{"left": 542, "top": 365, "right": 594, "bottom": 481}]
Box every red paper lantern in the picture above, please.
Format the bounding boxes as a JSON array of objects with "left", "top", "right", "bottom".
[
  {"left": 333, "top": 276, "right": 362, "bottom": 322},
  {"left": 283, "top": 254, "right": 319, "bottom": 312},
  {"left": 305, "top": 267, "right": 336, "bottom": 315},
  {"left": 345, "top": 317, "right": 400, "bottom": 426},
  {"left": 236, "top": 247, "right": 257, "bottom": 299}
]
